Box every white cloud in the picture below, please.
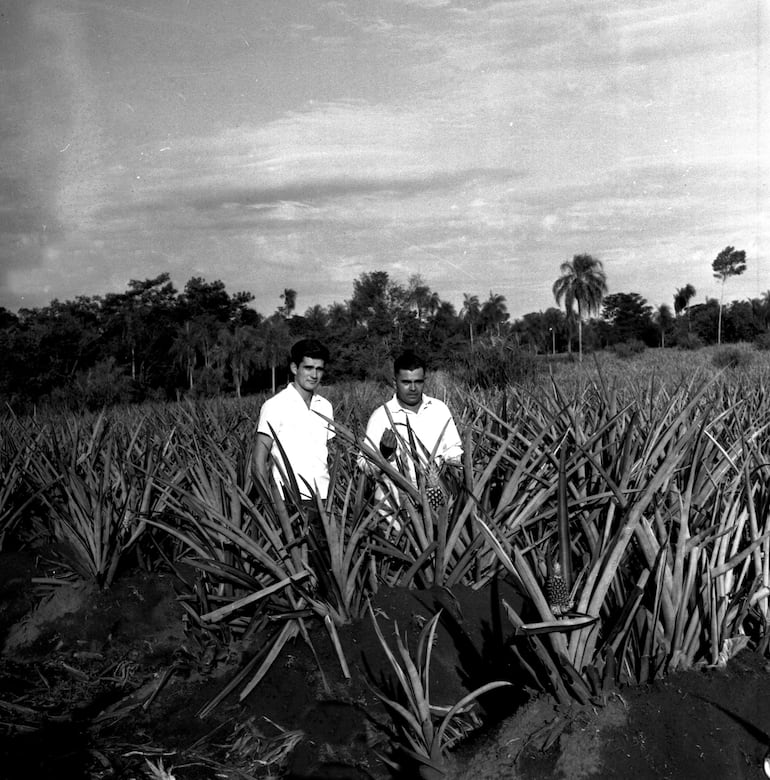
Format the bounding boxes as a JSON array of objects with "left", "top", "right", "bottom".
[{"left": 1, "top": 0, "right": 766, "bottom": 319}]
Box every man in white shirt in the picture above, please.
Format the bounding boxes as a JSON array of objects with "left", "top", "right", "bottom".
[
  {"left": 360, "top": 350, "right": 462, "bottom": 523},
  {"left": 255, "top": 339, "right": 334, "bottom": 505}
]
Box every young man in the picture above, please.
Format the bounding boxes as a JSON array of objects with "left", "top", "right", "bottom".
[
  {"left": 360, "top": 350, "right": 462, "bottom": 518},
  {"left": 255, "top": 339, "right": 334, "bottom": 504}
]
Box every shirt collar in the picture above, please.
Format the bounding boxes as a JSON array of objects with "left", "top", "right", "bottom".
[
  {"left": 288, "top": 383, "right": 324, "bottom": 408},
  {"left": 386, "top": 393, "right": 432, "bottom": 415}
]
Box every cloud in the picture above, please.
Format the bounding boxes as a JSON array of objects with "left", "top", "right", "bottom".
[
  {"left": 0, "top": 0, "right": 765, "bottom": 318},
  {"left": 388, "top": 0, "right": 451, "bottom": 8}
]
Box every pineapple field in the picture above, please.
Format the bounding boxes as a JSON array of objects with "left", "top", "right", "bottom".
[{"left": 2, "top": 346, "right": 770, "bottom": 779}]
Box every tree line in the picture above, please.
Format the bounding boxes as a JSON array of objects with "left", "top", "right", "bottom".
[{"left": 0, "top": 246, "right": 761, "bottom": 409}]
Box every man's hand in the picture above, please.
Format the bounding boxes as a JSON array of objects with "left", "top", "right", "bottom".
[{"left": 379, "top": 428, "right": 397, "bottom": 459}]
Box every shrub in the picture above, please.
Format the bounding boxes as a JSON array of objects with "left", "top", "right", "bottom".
[
  {"left": 754, "top": 331, "right": 770, "bottom": 351},
  {"left": 613, "top": 339, "right": 646, "bottom": 359},
  {"left": 712, "top": 344, "right": 754, "bottom": 370},
  {"left": 453, "top": 342, "right": 541, "bottom": 388},
  {"left": 47, "top": 358, "right": 136, "bottom": 410},
  {"left": 676, "top": 333, "right": 704, "bottom": 351}
]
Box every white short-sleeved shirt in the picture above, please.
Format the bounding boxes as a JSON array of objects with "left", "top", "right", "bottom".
[
  {"left": 257, "top": 384, "right": 334, "bottom": 499},
  {"left": 360, "top": 393, "right": 463, "bottom": 479}
]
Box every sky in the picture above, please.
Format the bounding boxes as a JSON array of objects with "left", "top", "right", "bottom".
[{"left": 0, "top": 0, "right": 768, "bottom": 321}]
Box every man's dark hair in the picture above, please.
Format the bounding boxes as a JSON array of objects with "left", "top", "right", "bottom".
[
  {"left": 393, "top": 349, "right": 426, "bottom": 374},
  {"left": 291, "top": 338, "right": 329, "bottom": 365}
]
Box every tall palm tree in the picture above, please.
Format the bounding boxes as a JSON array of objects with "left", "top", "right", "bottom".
[{"left": 552, "top": 254, "right": 608, "bottom": 361}]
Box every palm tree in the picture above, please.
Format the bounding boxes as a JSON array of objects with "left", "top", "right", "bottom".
[
  {"left": 303, "top": 304, "right": 329, "bottom": 336},
  {"left": 673, "top": 284, "right": 696, "bottom": 333},
  {"left": 327, "top": 301, "right": 350, "bottom": 331},
  {"left": 552, "top": 254, "right": 608, "bottom": 361},
  {"left": 481, "top": 292, "right": 509, "bottom": 339},
  {"left": 462, "top": 293, "right": 481, "bottom": 349}
]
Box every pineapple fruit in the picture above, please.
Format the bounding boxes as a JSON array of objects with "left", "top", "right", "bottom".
[
  {"left": 425, "top": 462, "right": 445, "bottom": 510},
  {"left": 546, "top": 560, "right": 574, "bottom": 616}
]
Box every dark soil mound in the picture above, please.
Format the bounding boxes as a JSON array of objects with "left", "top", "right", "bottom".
[{"left": 2, "top": 552, "right": 770, "bottom": 779}]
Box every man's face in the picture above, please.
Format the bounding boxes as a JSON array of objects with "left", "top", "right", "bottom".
[
  {"left": 394, "top": 368, "right": 425, "bottom": 410},
  {"left": 292, "top": 357, "right": 325, "bottom": 394}
]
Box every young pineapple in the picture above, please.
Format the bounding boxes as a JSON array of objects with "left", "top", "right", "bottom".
[
  {"left": 425, "top": 461, "right": 445, "bottom": 510},
  {"left": 546, "top": 559, "right": 574, "bottom": 616}
]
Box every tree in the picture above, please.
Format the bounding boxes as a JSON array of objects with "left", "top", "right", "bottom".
[
  {"left": 257, "top": 315, "right": 291, "bottom": 394},
  {"left": 427, "top": 300, "right": 462, "bottom": 360},
  {"left": 124, "top": 274, "right": 177, "bottom": 382},
  {"left": 427, "top": 291, "right": 441, "bottom": 320},
  {"left": 2, "top": 298, "right": 102, "bottom": 403},
  {"left": 280, "top": 288, "right": 297, "bottom": 319},
  {"left": 462, "top": 294, "right": 481, "bottom": 349},
  {"left": 552, "top": 254, "right": 608, "bottom": 361},
  {"left": 673, "top": 284, "right": 696, "bottom": 317},
  {"left": 601, "top": 292, "right": 654, "bottom": 346},
  {"left": 673, "top": 283, "right": 696, "bottom": 335},
  {"left": 0, "top": 307, "right": 18, "bottom": 330},
  {"left": 171, "top": 320, "right": 200, "bottom": 391},
  {"left": 654, "top": 304, "right": 675, "bottom": 348},
  {"left": 218, "top": 325, "right": 260, "bottom": 398},
  {"left": 757, "top": 291, "right": 770, "bottom": 332},
  {"left": 99, "top": 274, "right": 179, "bottom": 394},
  {"left": 406, "top": 275, "right": 431, "bottom": 322},
  {"left": 349, "top": 271, "right": 395, "bottom": 335},
  {"left": 181, "top": 277, "right": 250, "bottom": 323},
  {"left": 515, "top": 310, "right": 561, "bottom": 354},
  {"left": 685, "top": 299, "right": 720, "bottom": 345},
  {"left": 170, "top": 315, "right": 223, "bottom": 393},
  {"left": 724, "top": 300, "right": 759, "bottom": 343},
  {"left": 191, "top": 314, "right": 221, "bottom": 370},
  {"left": 712, "top": 246, "right": 747, "bottom": 345},
  {"left": 297, "top": 304, "right": 330, "bottom": 341},
  {"left": 480, "top": 292, "right": 509, "bottom": 339}
]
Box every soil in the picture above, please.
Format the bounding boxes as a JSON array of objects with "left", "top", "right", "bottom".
[{"left": 2, "top": 549, "right": 770, "bottom": 780}]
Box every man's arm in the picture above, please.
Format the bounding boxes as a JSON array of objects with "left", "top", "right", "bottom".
[
  {"left": 357, "top": 405, "right": 392, "bottom": 472},
  {"left": 255, "top": 432, "right": 274, "bottom": 487},
  {"left": 438, "top": 409, "right": 463, "bottom": 465}
]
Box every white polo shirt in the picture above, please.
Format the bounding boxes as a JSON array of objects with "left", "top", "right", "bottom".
[
  {"left": 360, "top": 393, "right": 463, "bottom": 478},
  {"left": 257, "top": 384, "right": 334, "bottom": 499}
]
